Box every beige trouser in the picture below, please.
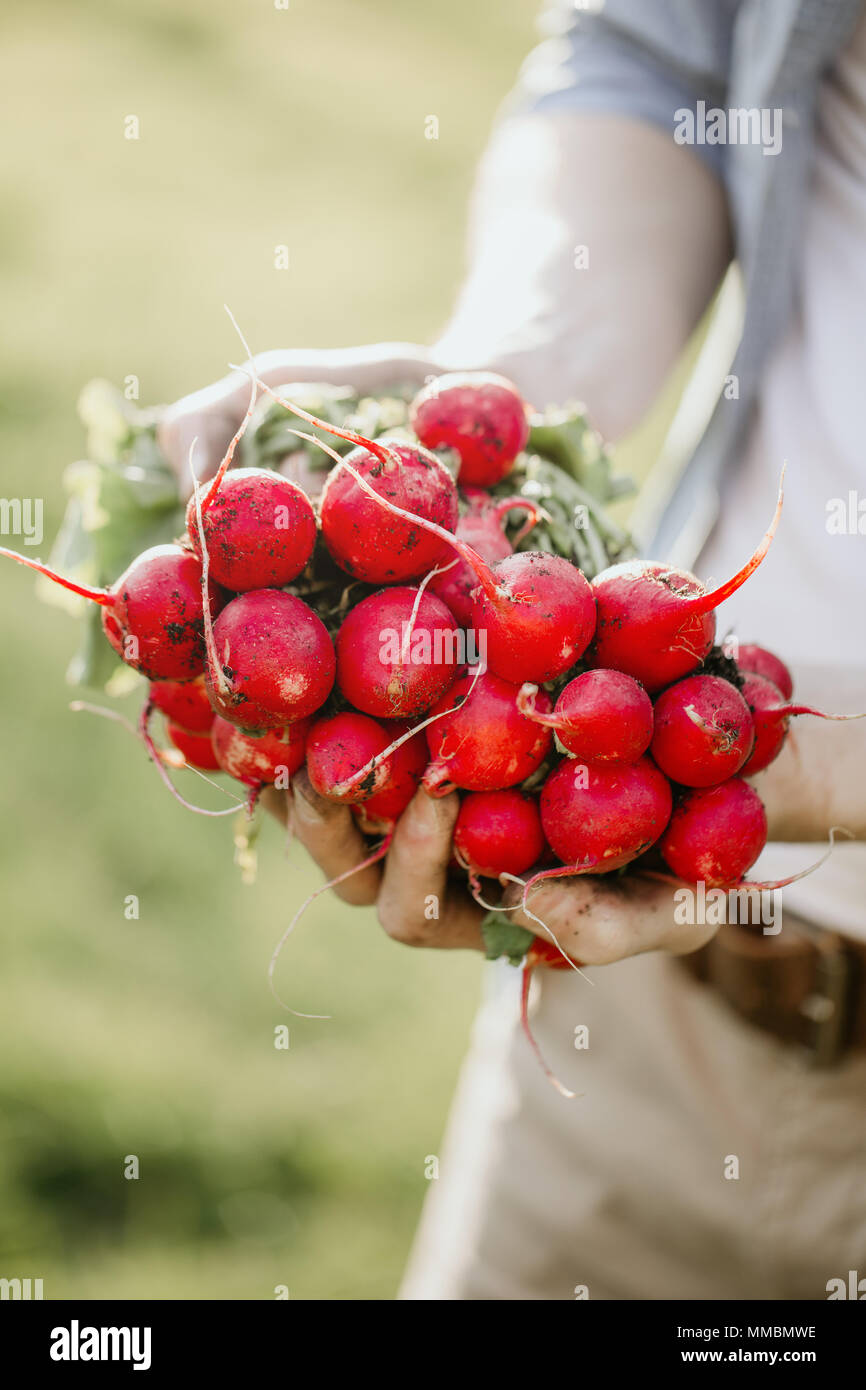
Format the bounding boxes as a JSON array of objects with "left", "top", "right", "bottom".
[{"left": 399, "top": 940, "right": 866, "bottom": 1301}]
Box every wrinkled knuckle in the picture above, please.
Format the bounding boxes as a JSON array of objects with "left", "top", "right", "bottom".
[
  {"left": 525, "top": 883, "right": 562, "bottom": 920},
  {"left": 334, "top": 880, "right": 377, "bottom": 908},
  {"left": 582, "top": 917, "right": 631, "bottom": 966},
  {"left": 523, "top": 883, "right": 587, "bottom": 938},
  {"left": 292, "top": 790, "right": 343, "bottom": 836},
  {"left": 331, "top": 820, "right": 365, "bottom": 860},
  {"left": 376, "top": 900, "right": 427, "bottom": 947},
  {"left": 396, "top": 817, "right": 432, "bottom": 852},
  {"left": 400, "top": 810, "right": 456, "bottom": 856}
]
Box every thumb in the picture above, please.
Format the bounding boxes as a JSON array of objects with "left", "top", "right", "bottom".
[
  {"left": 158, "top": 397, "right": 242, "bottom": 494},
  {"left": 375, "top": 788, "right": 484, "bottom": 950},
  {"left": 157, "top": 342, "right": 439, "bottom": 494}
]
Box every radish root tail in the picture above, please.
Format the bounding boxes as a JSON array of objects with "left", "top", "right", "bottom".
[
  {"left": 137, "top": 701, "right": 241, "bottom": 817},
  {"left": 268, "top": 832, "right": 393, "bottom": 1019},
  {"left": 690, "top": 466, "right": 785, "bottom": 615},
  {"left": 520, "top": 964, "right": 577, "bottom": 1099},
  {"left": 0, "top": 547, "right": 114, "bottom": 606}
]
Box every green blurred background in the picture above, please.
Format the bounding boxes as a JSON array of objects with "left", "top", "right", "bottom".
[{"left": 0, "top": 0, "right": 681, "bottom": 1300}]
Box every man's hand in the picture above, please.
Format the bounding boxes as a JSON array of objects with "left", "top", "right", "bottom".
[
  {"left": 262, "top": 778, "right": 717, "bottom": 966},
  {"left": 157, "top": 343, "right": 443, "bottom": 490},
  {"left": 161, "top": 338, "right": 726, "bottom": 968},
  {"left": 262, "top": 775, "right": 486, "bottom": 951}
]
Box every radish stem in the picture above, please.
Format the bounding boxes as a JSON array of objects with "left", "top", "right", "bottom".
[
  {"left": 199, "top": 305, "right": 259, "bottom": 511},
  {"left": 519, "top": 965, "right": 577, "bottom": 1100},
  {"left": 0, "top": 547, "right": 114, "bottom": 605},
  {"left": 500, "top": 869, "right": 594, "bottom": 983},
  {"left": 687, "top": 467, "right": 785, "bottom": 616},
  {"left": 268, "top": 833, "right": 393, "bottom": 1018}
]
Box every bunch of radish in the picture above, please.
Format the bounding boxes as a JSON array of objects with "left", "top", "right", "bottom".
[{"left": 3, "top": 368, "right": 855, "bottom": 1094}]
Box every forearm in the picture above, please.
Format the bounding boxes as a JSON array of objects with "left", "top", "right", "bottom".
[
  {"left": 749, "top": 666, "right": 866, "bottom": 842},
  {"left": 434, "top": 111, "right": 732, "bottom": 440}
]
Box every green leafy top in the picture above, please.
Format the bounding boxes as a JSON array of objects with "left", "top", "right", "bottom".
[
  {"left": 240, "top": 382, "right": 416, "bottom": 474},
  {"left": 45, "top": 382, "right": 185, "bottom": 689},
  {"left": 487, "top": 402, "right": 634, "bottom": 579}
]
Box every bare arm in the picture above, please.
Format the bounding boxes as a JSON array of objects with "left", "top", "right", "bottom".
[
  {"left": 159, "top": 113, "right": 731, "bottom": 478},
  {"left": 434, "top": 112, "right": 732, "bottom": 439}
]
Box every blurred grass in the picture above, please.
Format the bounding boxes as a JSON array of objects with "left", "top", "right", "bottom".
[
  {"left": 0, "top": 0, "right": 542, "bottom": 1302},
  {"left": 0, "top": 0, "right": 684, "bottom": 1300}
]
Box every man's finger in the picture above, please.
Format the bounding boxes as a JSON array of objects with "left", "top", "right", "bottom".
[
  {"left": 500, "top": 873, "right": 608, "bottom": 959},
  {"left": 500, "top": 872, "right": 718, "bottom": 964},
  {"left": 158, "top": 403, "right": 241, "bottom": 491},
  {"left": 288, "top": 770, "right": 383, "bottom": 907},
  {"left": 260, "top": 785, "right": 291, "bottom": 826},
  {"left": 377, "top": 788, "right": 485, "bottom": 950}
]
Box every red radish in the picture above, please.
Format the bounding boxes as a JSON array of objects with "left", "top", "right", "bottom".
[
  {"left": 739, "top": 674, "right": 789, "bottom": 775},
  {"left": 99, "top": 545, "right": 224, "bottom": 681},
  {"left": 186, "top": 467, "right": 316, "bottom": 591},
  {"left": 410, "top": 372, "right": 530, "bottom": 486},
  {"left": 539, "top": 756, "right": 672, "bottom": 871},
  {"left": 211, "top": 715, "right": 309, "bottom": 786},
  {"left": 320, "top": 440, "right": 458, "bottom": 583},
  {"left": 206, "top": 589, "right": 335, "bottom": 730},
  {"left": 520, "top": 935, "right": 582, "bottom": 1099},
  {"left": 0, "top": 542, "right": 223, "bottom": 680},
  {"left": 428, "top": 496, "right": 540, "bottom": 625},
  {"left": 589, "top": 477, "right": 784, "bottom": 692},
  {"left": 518, "top": 669, "right": 653, "bottom": 763},
  {"left": 305, "top": 712, "right": 397, "bottom": 804},
  {"left": 150, "top": 674, "right": 215, "bottom": 733},
  {"left": 469, "top": 551, "right": 596, "bottom": 684},
  {"left": 736, "top": 643, "right": 793, "bottom": 700},
  {"left": 320, "top": 681, "right": 480, "bottom": 804},
  {"left": 453, "top": 790, "right": 545, "bottom": 879},
  {"left": 424, "top": 669, "right": 553, "bottom": 795},
  {"left": 651, "top": 674, "right": 754, "bottom": 787},
  {"left": 249, "top": 378, "right": 595, "bottom": 685},
  {"left": 336, "top": 586, "right": 461, "bottom": 718},
  {"left": 350, "top": 721, "right": 427, "bottom": 832},
  {"left": 166, "top": 721, "right": 221, "bottom": 772},
  {"left": 659, "top": 778, "right": 767, "bottom": 887},
  {"left": 739, "top": 672, "right": 865, "bottom": 776}
]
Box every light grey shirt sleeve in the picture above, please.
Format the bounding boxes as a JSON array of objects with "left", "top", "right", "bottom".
[{"left": 507, "top": 0, "right": 742, "bottom": 179}]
